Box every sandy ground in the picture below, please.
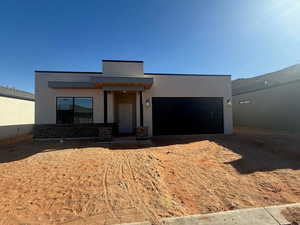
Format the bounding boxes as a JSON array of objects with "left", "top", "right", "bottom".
[{"left": 0, "top": 128, "right": 299, "bottom": 225}]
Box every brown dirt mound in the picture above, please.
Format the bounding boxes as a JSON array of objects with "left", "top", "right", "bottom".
[{"left": 0, "top": 128, "right": 299, "bottom": 224}]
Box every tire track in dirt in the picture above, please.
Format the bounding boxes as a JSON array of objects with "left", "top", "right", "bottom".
[
  {"left": 120, "top": 153, "right": 147, "bottom": 215},
  {"left": 144, "top": 169, "right": 160, "bottom": 194},
  {"left": 123, "top": 153, "right": 160, "bottom": 225},
  {"left": 117, "top": 153, "right": 139, "bottom": 217},
  {"left": 102, "top": 154, "right": 120, "bottom": 223},
  {"left": 142, "top": 152, "right": 187, "bottom": 216}
]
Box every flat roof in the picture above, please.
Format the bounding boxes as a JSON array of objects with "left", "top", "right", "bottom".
[
  {"left": 144, "top": 73, "right": 230, "bottom": 77},
  {"left": 35, "top": 70, "right": 230, "bottom": 77},
  {"left": 0, "top": 86, "right": 34, "bottom": 101},
  {"left": 232, "top": 64, "right": 300, "bottom": 96},
  {"left": 102, "top": 60, "right": 144, "bottom": 63},
  {"left": 35, "top": 70, "right": 103, "bottom": 74}
]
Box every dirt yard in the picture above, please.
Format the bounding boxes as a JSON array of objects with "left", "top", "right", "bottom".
[{"left": 0, "top": 128, "right": 299, "bottom": 225}]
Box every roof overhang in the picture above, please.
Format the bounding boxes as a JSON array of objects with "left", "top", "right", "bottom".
[
  {"left": 48, "top": 76, "right": 153, "bottom": 90},
  {"left": 90, "top": 76, "right": 153, "bottom": 89},
  {"left": 48, "top": 81, "right": 96, "bottom": 89},
  {"left": 102, "top": 86, "right": 145, "bottom": 91}
]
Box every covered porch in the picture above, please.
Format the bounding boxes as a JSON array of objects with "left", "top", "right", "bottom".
[
  {"left": 104, "top": 90, "right": 144, "bottom": 136},
  {"left": 97, "top": 76, "right": 153, "bottom": 137},
  {"left": 46, "top": 75, "right": 153, "bottom": 140}
]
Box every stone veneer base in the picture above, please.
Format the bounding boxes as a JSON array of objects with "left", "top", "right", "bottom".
[{"left": 33, "top": 123, "right": 113, "bottom": 141}]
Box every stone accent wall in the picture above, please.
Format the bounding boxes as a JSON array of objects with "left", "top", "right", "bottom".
[
  {"left": 136, "top": 126, "right": 149, "bottom": 140},
  {"left": 98, "top": 126, "right": 113, "bottom": 141},
  {"left": 34, "top": 123, "right": 113, "bottom": 141}
]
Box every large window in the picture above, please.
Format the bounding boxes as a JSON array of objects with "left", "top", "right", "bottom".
[{"left": 56, "top": 97, "right": 93, "bottom": 124}]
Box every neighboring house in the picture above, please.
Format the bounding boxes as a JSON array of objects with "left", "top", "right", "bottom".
[
  {"left": 34, "top": 60, "right": 233, "bottom": 139},
  {"left": 232, "top": 64, "right": 300, "bottom": 132},
  {"left": 0, "top": 86, "right": 35, "bottom": 140}
]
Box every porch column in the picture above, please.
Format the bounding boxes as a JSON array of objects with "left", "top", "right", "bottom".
[
  {"left": 104, "top": 91, "right": 108, "bottom": 124},
  {"left": 139, "top": 91, "right": 144, "bottom": 126}
]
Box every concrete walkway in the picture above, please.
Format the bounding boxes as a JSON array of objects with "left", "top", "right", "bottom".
[{"left": 119, "top": 203, "right": 300, "bottom": 225}]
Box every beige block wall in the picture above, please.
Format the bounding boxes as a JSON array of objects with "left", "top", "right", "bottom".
[
  {"left": 0, "top": 96, "right": 34, "bottom": 139},
  {"left": 0, "top": 96, "right": 34, "bottom": 125}
]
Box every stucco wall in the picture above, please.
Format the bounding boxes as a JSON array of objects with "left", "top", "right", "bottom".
[
  {"left": 143, "top": 75, "right": 233, "bottom": 135},
  {"left": 35, "top": 72, "right": 104, "bottom": 124},
  {"left": 36, "top": 72, "right": 233, "bottom": 136},
  {"left": 102, "top": 61, "right": 144, "bottom": 76},
  {"left": 0, "top": 96, "right": 34, "bottom": 139},
  {"left": 233, "top": 81, "right": 300, "bottom": 132}
]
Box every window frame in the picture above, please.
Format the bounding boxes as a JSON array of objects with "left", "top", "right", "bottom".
[{"left": 56, "top": 97, "right": 93, "bottom": 124}]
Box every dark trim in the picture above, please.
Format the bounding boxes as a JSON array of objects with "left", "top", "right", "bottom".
[
  {"left": 35, "top": 123, "right": 114, "bottom": 127},
  {"left": 139, "top": 91, "right": 144, "bottom": 127},
  {"left": 104, "top": 91, "right": 108, "bottom": 124},
  {"left": 102, "top": 59, "right": 144, "bottom": 63},
  {"left": 90, "top": 76, "right": 153, "bottom": 86},
  {"left": 144, "top": 73, "right": 231, "bottom": 77},
  {"left": 233, "top": 78, "right": 300, "bottom": 96},
  {"left": 35, "top": 70, "right": 230, "bottom": 77},
  {"left": 56, "top": 97, "right": 93, "bottom": 124},
  {"left": 36, "top": 70, "right": 103, "bottom": 74},
  {"left": 0, "top": 93, "right": 35, "bottom": 101}
]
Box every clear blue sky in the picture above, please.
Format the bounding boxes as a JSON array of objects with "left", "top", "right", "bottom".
[{"left": 1, "top": 0, "right": 300, "bottom": 93}]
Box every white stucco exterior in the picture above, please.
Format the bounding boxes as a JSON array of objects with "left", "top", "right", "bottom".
[{"left": 35, "top": 60, "right": 233, "bottom": 136}]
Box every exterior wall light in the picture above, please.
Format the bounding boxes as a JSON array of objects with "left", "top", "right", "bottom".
[
  {"left": 145, "top": 99, "right": 151, "bottom": 107},
  {"left": 226, "top": 98, "right": 232, "bottom": 106}
]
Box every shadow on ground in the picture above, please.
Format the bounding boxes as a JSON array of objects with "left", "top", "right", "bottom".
[
  {"left": 214, "top": 134, "right": 300, "bottom": 174},
  {"left": 0, "top": 128, "right": 299, "bottom": 174},
  {"left": 0, "top": 139, "right": 101, "bottom": 163}
]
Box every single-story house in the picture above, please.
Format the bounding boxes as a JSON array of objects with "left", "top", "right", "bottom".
[
  {"left": 34, "top": 60, "right": 233, "bottom": 139},
  {"left": 0, "top": 86, "right": 35, "bottom": 140},
  {"left": 232, "top": 64, "right": 300, "bottom": 132}
]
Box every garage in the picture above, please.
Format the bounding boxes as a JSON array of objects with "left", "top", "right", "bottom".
[{"left": 152, "top": 97, "right": 224, "bottom": 135}]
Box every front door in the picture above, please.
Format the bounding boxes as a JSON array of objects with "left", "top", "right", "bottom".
[{"left": 118, "top": 103, "right": 133, "bottom": 134}]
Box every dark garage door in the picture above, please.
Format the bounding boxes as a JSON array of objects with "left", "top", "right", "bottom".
[{"left": 152, "top": 97, "right": 224, "bottom": 135}]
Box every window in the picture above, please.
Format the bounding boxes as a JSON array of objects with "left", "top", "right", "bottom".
[
  {"left": 239, "top": 100, "right": 251, "bottom": 104},
  {"left": 57, "top": 97, "right": 74, "bottom": 124},
  {"left": 56, "top": 97, "right": 93, "bottom": 124},
  {"left": 74, "top": 97, "right": 93, "bottom": 123}
]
